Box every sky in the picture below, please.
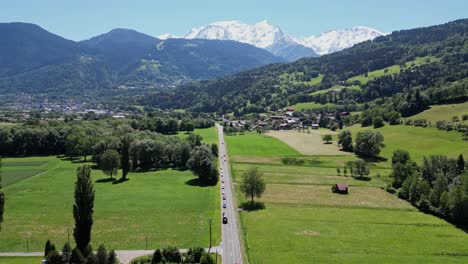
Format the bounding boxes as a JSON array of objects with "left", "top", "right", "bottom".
[{"left": 1, "top": 0, "right": 467, "bottom": 41}]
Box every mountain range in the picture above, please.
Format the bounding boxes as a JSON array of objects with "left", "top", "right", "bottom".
[
  {"left": 143, "top": 19, "right": 468, "bottom": 114},
  {"left": 159, "top": 20, "right": 385, "bottom": 60},
  {"left": 0, "top": 23, "right": 282, "bottom": 95}
]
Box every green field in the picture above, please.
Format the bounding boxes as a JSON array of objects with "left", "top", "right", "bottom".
[
  {"left": 226, "top": 129, "right": 468, "bottom": 263},
  {"left": 1, "top": 157, "right": 52, "bottom": 187},
  {"left": 347, "top": 56, "right": 439, "bottom": 84},
  {"left": 0, "top": 157, "right": 220, "bottom": 252},
  {"left": 310, "top": 84, "right": 361, "bottom": 96},
  {"left": 177, "top": 127, "right": 218, "bottom": 145},
  {"left": 410, "top": 102, "right": 468, "bottom": 123},
  {"left": 289, "top": 102, "right": 335, "bottom": 111},
  {"left": 347, "top": 124, "right": 468, "bottom": 164},
  {"left": 0, "top": 257, "right": 42, "bottom": 264},
  {"left": 225, "top": 133, "right": 299, "bottom": 157}
]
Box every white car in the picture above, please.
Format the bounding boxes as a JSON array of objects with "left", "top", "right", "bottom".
[{"left": 222, "top": 184, "right": 225, "bottom": 189}]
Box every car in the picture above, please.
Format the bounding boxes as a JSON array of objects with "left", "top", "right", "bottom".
[
  {"left": 221, "top": 180, "right": 224, "bottom": 183},
  {"left": 222, "top": 216, "right": 228, "bottom": 224},
  {"left": 222, "top": 184, "right": 225, "bottom": 189},
  {"left": 222, "top": 190, "right": 225, "bottom": 194},
  {"left": 223, "top": 195, "right": 226, "bottom": 200},
  {"left": 223, "top": 203, "right": 227, "bottom": 208}
]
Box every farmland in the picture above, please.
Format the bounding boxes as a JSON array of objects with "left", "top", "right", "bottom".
[
  {"left": 409, "top": 102, "right": 468, "bottom": 123},
  {"left": 0, "top": 127, "right": 220, "bottom": 252},
  {"left": 225, "top": 129, "right": 468, "bottom": 263}
]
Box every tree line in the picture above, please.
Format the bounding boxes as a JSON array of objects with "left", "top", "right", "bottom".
[{"left": 388, "top": 150, "right": 468, "bottom": 228}]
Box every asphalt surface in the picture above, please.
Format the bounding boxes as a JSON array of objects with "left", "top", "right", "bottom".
[{"left": 217, "top": 124, "right": 243, "bottom": 264}]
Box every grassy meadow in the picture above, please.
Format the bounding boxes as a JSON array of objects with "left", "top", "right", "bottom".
[
  {"left": 410, "top": 102, "right": 468, "bottom": 123},
  {"left": 177, "top": 127, "right": 218, "bottom": 145},
  {"left": 0, "top": 127, "right": 220, "bottom": 252},
  {"left": 225, "top": 127, "right": 468, "bottom": 263},
  {"left": 0, "top": 257, "right": 42, "bottom": 264}
]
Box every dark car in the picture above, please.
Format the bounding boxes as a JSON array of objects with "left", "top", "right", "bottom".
[
  {"left": 222, "top": 216, "right": 228, "bottom": 224},
  {"left": 223, "top": 203, "right": 227, "bottom": 208}
]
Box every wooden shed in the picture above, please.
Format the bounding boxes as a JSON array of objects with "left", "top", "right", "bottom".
[{"left": 332, "top": 183, "right": 349, "bottom": 194}]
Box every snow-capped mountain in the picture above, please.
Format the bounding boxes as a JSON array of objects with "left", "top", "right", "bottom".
[
  {"left": 159, "top": 21, "right": 385, "bottom": 60},
  {"left": 296, "top": 26, "right": 385, "bottom": 55},
  {"left": 183, "top": 20, "right": 318, "bottom": 61}
]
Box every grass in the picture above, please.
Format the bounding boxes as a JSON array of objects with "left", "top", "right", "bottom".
[
  {"left": 0, "top": 257, "right": 43, "bottom": 264},
  {"left": 310, "top": 84, "right": 361, "bottom": 96},
  {"left": 347, "top": 125, "right": 468, "bottom": 164},
  {"left": 289, "top": 102, "right": 335, "bottom": 111},
  {"left": 177, "top": 127, "right": 218, "bottom": 145},
  {"left": 266, "top": 130, "right": 353, "bottom": 156},
  {"left": 225, "top": 133, "right": 300, "bottom": 157},
  {"left": 225, "top": 129, "right": 468, "bottom": 263},
  {"left": 347, "top": 56, "right": 439, "bottom": 84},
  {"left": 1, "top": 157, "right": 53, "bottom": 187},
  {"left": 410, "top": 102, "right": 468, "bottom": 123},
  {"left": 0, "top": 157, "right": 220, "bottom": 252}
]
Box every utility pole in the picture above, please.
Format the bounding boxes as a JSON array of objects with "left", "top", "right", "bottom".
[
  {"left": 67, "top": 226, "right": 70, "bottom": 244},
  {"left": 209, "top": 217, "right": 212, "bottom": 252},
  {"left": 146, "top": 235, "right": 148, "bottom": 250},
  {"left": 26, "top": 237, "right": 29, "bottom": 252}
]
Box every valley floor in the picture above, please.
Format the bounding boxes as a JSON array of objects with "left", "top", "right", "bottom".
[{"left": 226, "top": 129, "right": 468, "bottom": 263}]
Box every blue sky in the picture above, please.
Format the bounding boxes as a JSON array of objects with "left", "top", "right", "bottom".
[{"left": 1, "top": 0, "right": 467, "bottom": 40}]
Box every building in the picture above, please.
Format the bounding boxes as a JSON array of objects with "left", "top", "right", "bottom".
[{"left": 332, "top": 183, "right": 349, "bottom": 194}]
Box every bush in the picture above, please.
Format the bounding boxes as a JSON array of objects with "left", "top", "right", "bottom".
[
  {"left": 372, "top": 116, "right": 385, "bottom": 128},
  {"left": 386, "top": 185, "right": 397, "bottom": 194},
  {"left": 281, "top": 157, "right": 304, "bottom": 165}
]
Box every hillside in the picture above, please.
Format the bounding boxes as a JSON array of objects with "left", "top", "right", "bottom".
[
  {"left": 140, "top": 19, "right": 468, "bottom": 115},
  {"left": 0, "top": 23, "right": 283, "bottom": 95}
]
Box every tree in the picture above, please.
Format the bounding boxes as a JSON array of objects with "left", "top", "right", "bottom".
[
  {"left": 187, "top": 145, "right": 218, "bottom": 185},
  {"left": 458, "top": 154, "right": 465, "bottom": 171},
  {"left": 61, "top": 242, "right": 72, "bottom": 264},
  {"left": 200, "top": 252, "right": 214, "bottom": 264},
  {"left": 107, "top": 250, "right": 118, "bottom": 264},
  {"left": 46, "top": 249, "right": 62, "bottom": 264},
  {"left": 96, "top": 244, "right": 108, "bottom": 264},
  {"left": 354, "top": 130, "right": 385, "bottom": 159},
  {"left": 240, "top": 167, "right": 266, "bottom": 205},
  {"left": 392, "top": 149, "right": 411, "bottom": 165},
  {"left": 120, "top": 135, "right": 133, "bottom": 180},
  {"left": 352, "top": 160, "right": 370, "bottom": 180},
  {"left": 336, "top": 167, "right": 341, "bottom": 176},
  {"left": 338, "top": 130, "right": 353, "bottom": 152},
  {"left": 44, "top": 240, "right": 56, "bottom": 258},
  {"left": 322, "top": 134, "right": 333, "bottom": 144},
  {"left": 100, "top": 149, "right": 121, "bottom": 179},
  {"left": 187, "top": 134, "right": 203, "bottom": 148},
  {"left": 385, "top": 111, "right": 400, "bottom": 125},
  {"left": 73, "top": 165, "right": 95, "bottom": 255},
  {"left": 70, "top": 248, "right": 86, "bottom": 264},
  {"left": 211, "top": 144, "right": 218, "bottom": 157},
  {"left": 152, "top": 249, "right": 163, "bottom": 264},
  {"left": 372, "top": 116, "right": 385, "bottom": 128}
]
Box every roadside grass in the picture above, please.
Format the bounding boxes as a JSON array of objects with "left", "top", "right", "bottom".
[
  {"left": 410, "top": 102, "right": 468, "bottom": 123},
  {"left": 0, "top": 157, "right": 220, "bottom": 252},
  {"left": 226, "top": 133, "right": 299, "bottom": 157},
  {"left": 0, "top": 257, "right": 43, "bottom": 264},
  {"left": 347, "top": 125, "right": 468, "bottom": 164},
  {"left": 226, "top": 130, "right": 468, "bottom": 263},
  {"left": 177, "top": 127, "right": 218, "bottom": 145}
]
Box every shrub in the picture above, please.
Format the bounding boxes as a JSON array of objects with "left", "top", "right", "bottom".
[{"left": 372, "top": 116, "right": 385, "bottom": 128}]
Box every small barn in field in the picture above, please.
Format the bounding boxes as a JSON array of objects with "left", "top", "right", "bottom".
[{"left": 332, "top": 183, "right": 349, "bottom": 194}]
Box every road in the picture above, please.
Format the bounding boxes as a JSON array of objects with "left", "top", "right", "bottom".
[{"left": 216, "top": 124, "right": 243, "bottom": 264}]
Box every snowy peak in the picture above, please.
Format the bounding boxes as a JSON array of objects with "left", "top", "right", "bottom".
[
  {"left": 184, "top": 20, "right": 293, "bottom": 49},
  {"left": 297, "top": 26, "right": 385, "bottom": 55}
]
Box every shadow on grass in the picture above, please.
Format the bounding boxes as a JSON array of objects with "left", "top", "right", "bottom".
[
  {"left": 95, "top": 178, "right": 116, "bottom": 183},
  {"left": 184, "top": 178, "right": 216, "bottom": 187},
  {"left": 353, "top": 176, "right": 372, "bottom": 181},
  {"left": 240, "top": 201, "right": 266, "bottom": 212},
  {"left": 362, "top": 156, "right": 388, "bottom": 163},
  {"left": 113, "top": 178, "right": 130, "bottom": 185}
]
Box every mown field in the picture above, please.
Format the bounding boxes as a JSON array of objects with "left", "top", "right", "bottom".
[
  {"left": 410, "top": 102, "right": 468, "bottom": 123},
  {"left": 0, "top": 257, "right": 42, "bottom": 264},
  {"left": 177, "top": 127, "right": 218, "bottom": 145},
  {"left": 225, "top": 130, "right": 468, "bottom": 263},
  {"left": 0, "top": 128, "right": 220, "bottom": 252}
]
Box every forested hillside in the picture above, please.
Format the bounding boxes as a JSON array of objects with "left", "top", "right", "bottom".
[
  {"left": 141, "top": 19, "right": 467, "bottom": 115},
  {"left": 0, "top": 23, "right": 283, "bottom": 95}
]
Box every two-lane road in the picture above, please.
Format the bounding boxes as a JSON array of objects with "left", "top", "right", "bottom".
[{"left": 216, "top": 124, "right": 243, "bottom": 264}]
